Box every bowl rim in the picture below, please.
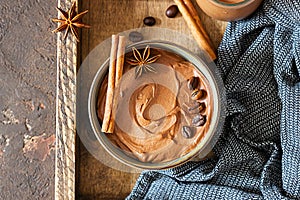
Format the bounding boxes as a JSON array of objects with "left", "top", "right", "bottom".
[{"left": 88, "top": 40, "right": 225, "bottom": 170}]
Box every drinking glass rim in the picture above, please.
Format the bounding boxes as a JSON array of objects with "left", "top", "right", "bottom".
[{"left": 210, "top": 0, "right": 254, "bottom": 7}]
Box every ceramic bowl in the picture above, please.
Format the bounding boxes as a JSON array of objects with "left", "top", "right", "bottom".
[{"left": 88, "top": 40, "right": 225, "bottom": 170}]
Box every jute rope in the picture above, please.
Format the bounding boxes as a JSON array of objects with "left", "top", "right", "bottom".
[{"left": 55, "top": 0, "right": 77, "bottom": 199}]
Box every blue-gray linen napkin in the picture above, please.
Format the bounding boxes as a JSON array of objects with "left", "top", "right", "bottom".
[{"left": 127, "top": 0, "right": 300, "bottom": 199}]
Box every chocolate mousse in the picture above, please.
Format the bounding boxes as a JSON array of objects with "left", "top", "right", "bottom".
[{"left": 97, "top": 46, "right": 213, "bottom": 163}]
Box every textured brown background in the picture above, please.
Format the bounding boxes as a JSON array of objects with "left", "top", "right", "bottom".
[{"left": 0, "top": 0, "right": 57, "bottom": 199}]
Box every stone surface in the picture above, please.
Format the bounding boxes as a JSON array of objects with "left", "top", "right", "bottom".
[{"left": 0, "top": 0, "right": 56, "bottom": 199}]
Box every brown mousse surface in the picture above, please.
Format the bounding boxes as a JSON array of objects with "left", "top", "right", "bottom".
[{"left": 97, "top": 47, "right": 213, "bottom": 163}]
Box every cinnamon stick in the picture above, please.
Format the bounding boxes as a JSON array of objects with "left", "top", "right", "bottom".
[
  {"left": 174, "top": 0, "right": 216, "bottom": 60},
  {"left": 102, "top": 35, "right": 119, "bottom": 133},
  {"left": 107, "top": 36, "right": 126, "bottom": 133},
  {"left": 183, "top": 0, "right": 214, "bottom": 48}
]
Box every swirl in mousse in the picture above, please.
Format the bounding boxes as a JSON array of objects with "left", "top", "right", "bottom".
[{"left": 97, "top": 46, "right": 213, "bottom": 163}]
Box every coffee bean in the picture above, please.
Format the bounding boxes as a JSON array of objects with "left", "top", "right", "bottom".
[
  {"left": 190, "top": 109, "right": 200, "bottom": 115},
  {"left": 166, "top": 5, "right": 179, "bottom": 18},
  {"left": 189, "top": 102, "right": 206, "bottom": 114},
  {"left": 129, "top": 31, "right": 143, "bottom": 42},
  {"left": 143, "top": 16, "right": 156, "bottom": 26},
  {"left": 192, "top": 114, "right": 202, "bottom": 124},
  {"left": 198, "top": 102, "right": 206, "bottom": 112},
  {"left": 188, "top": 76, "right": 200, "bottom": 90},
  {"left": 192, "top": 114, "right": 206, "bottom": 127},
  {"left": 188, "top": 102, "right": 201, "bottom": 111},
  {"left": 191, "top": 89, "right": 203, "bottom": 100},
  {"left": 182, "top": 126, "right": 195, "bottom": 138}
]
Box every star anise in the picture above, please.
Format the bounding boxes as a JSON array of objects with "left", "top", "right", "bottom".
[
  {"left": 52, "top": 2, "right": 90, "bottom": 42},
  {"left": 127, "top": 46, "right": 161, "bottom": 79}
]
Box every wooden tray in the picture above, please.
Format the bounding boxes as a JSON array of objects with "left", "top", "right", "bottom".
[{"left": 55, "top": 0, "right": 226, "bottom": 199}]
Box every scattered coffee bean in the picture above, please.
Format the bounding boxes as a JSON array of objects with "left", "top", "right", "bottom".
[
  {"left": 192, "top": 114, "right": 206, "bottom": 127},
  {"left": 143, "top": 16, "right": 156, "bottom": 26},
  {"left": 166, "top": 5, "right": 179, "bottom": 18},
  {"left": 129, "top": 31, "right": 143, "bottom": 42},
  {"left": 182, "top": 126, "right": 195, "bottom": 138},
  {"left": 188, "top": 76, "right": 200, "bottom": 90},
  {"left": 191, "top": 89, "right": 203, "bottom": 100}
]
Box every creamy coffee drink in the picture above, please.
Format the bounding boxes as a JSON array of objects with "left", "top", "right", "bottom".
[{"left": 97, "top": 47, "right": 213, "bottom": 163}]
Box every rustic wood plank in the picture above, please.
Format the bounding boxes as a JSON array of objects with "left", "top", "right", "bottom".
[{"left": 77, "top": 0, "right": 226, "bottom": 199}]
